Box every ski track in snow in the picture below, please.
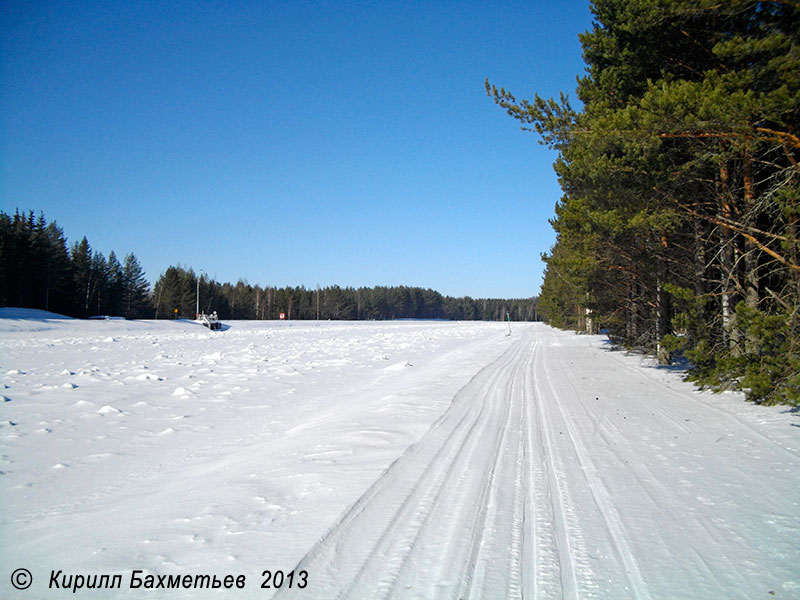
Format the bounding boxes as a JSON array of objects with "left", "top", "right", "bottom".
[
  {"left": 276, "top": 326, "right": 799, "bottom": 600},
  {"left": 1, "top": 313, "right": 798, "bottom": 599}
]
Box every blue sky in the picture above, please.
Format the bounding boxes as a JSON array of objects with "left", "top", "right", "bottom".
[{"left": 1, "top": 1, "right": 593, "bottom": 299}]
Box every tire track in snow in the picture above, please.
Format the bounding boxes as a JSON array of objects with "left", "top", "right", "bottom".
[
  {"left": 275, "top": 328, "right": 545, "bottom": 599},
  {"left": 276, "top": 325, "right": 663, "bottom": 599},
  {"left": 529, "top": 341, "right": 587, "bottom": 599},
  {"left": 522, "top": 339, "right": 563, "bottom": 599},
  {"left": 457, "top": 335, "right": 533, "bottom": 599},
  {"left": 600, "top": 342, "right": 798, "bottom": 460},
  {"left": 534, "top": 329, "right": 653, "bottom": 600},
  {"left": 544, "top": 332, "right": 799, "bottom": 596}
]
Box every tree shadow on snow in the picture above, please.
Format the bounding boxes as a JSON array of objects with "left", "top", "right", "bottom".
[
  {"left": 597, "top": 332, "right": 800, "bottom": 421},
  {"left": 596, "top": 336, "right": 692, "bottom": 374}
]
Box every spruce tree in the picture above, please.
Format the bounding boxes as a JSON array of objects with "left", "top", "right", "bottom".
[
  {"left": 122, "top": 253, "right": 150, "bottom": 319},
  {"left": 70, "top": 237, "right": 94, "bottom": 317}
]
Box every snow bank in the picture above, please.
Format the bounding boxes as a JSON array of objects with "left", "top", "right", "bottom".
[
  {"left": 0, "top": 318, "right": 512, "bottom": 598},
  {"left": 0, "top": 307, "right": 75, "bottom": 332},
  {"left": 1, "top": 319, "right": 797, "bottom": 599}
]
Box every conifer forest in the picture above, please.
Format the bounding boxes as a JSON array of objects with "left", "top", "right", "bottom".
[
  {"left": 0, "top": 210, "right": 538, "bottom": 325},
  {"left": 489, "top": 0, "right": 799, "bottom": 404},
  {"left": 3, "top": 1, "right": 798, "bottom": 406}
]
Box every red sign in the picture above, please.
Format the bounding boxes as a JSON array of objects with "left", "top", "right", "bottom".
[{"left": 279, "top": 312, "right": 286, "bottom": 320}]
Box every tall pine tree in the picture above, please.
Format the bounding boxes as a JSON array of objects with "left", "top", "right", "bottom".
[{"left": 489, "top": 0, "right": 799, "bottom": 404}]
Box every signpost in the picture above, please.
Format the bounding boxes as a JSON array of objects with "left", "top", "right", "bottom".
[{"left": 196, "top": 270, "right": 205, "bottom": 319}]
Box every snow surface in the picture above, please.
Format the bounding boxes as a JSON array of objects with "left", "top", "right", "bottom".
[{"left": 1, "top": 310, "right": 798, "bottom": 599}]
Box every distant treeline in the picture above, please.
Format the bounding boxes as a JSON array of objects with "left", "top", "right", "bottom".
[
  {"left": 0, "top": 209, "right": 539, "bottom": 322},
  {"left": 155, "top": 265, "right": 539, "bottom": 322}
]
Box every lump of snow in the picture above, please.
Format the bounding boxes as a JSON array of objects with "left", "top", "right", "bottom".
[
  {"left": 136, "top": 373, "right": 162, "bottom": 381},
  {"left": 0, "top": 307, "right": 72, "bottom": 320},
  {"left": 61, "top": 382, "right": 78, "bottom": 389},
  {"left": 97, "top": 405, "right": 122, "bottom": 415},
  {"left": 103, "top": 337, "right": 117, "bottom": 343},
  {"left": 158, "top": 427, "right": 176, "bottom": 435},
  {"left": 60, "top": 369, "right": 74, "bottom": 376},
  {"left": 6, "top": 369, "right": 25, "bottom": 375},
  {"left": 172, "top": 386, "right": 194, "bottom": 397},
  {"left": 385, "top": 361, "right": 414, "bottom": 371},
  {"left": 202, "top": 351, "right": 224, "bottom": 361}
]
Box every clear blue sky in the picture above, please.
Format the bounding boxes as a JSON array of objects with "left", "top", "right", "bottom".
[{"left": 1, "top": 1, "right": 593, "bottom": 299}]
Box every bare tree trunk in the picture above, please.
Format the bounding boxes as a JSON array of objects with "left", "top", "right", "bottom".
[
  {"left": 155, "top": 285, "right": 162, "bottom": 320},
  {"left": 656, "top": 278, "right": 671, "bottom": 363},
  {"left": 740, "top": 150, "right": 760, "bottom": 355},
  {"left": 626, "top": 270, "right": 639, "bottom": 344},
  {"left": 742, "top": 150, "right": 759, "bottom": 310},
  {"left": 719, "top": 162, "right": 741, "bottom": 354},
  {"left": 693, "top": 219, "right": 706, "bottom": 305},
  {"left": 655, "top": 236, "right": 672, "bottom": 364},
  {"left": 790, "top": 208, "right": 800, "bottom": 305},
  {"left": 689, "top": 218, "right": 709, "bottom": 347}
]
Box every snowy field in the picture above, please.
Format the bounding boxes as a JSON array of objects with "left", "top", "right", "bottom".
[{"left": 1, "top": 309, "right": 798, "bottom": 599}]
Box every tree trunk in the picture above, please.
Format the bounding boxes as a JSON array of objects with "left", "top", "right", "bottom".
[
  {"left": 741, "top": 149, "right": 760, "bottom": 354},
  {"left": 627, "top": 276, "right": 638, "bottom": 344},
  {"left": 742, "top": 150, "right": 759, "bottom": 310},
  {"left": 719, "top": 162, "right": 741, "bottom": 354},
  {"left": 693, "top": 219, "right": 706, "bottom": 304},
  {"left": 691, "top": 218, "right": 708, "bottom": 347},
  {"left": 655, "top": 237, "right": 672, "bottom": 364}
]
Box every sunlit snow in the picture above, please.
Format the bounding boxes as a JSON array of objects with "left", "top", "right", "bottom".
[{"left": 1, "top": 309, "right": 797, "bottom": 599}]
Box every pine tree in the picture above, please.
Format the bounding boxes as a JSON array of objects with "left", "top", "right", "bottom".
[
  {"left": 105, "top": 251, "right": 124, "bottom": 316},
  {"left": 122, "top": 253, "right": 150, "bottom": 319},
  {"left": 488, "top": 0, "right": 799, "bottom": 404},
  {"left": 70, "top": 237, "right": 94, "bottom": 317},
  {"left": 40, "top": 220, "right": 73, "bottom": 314}
]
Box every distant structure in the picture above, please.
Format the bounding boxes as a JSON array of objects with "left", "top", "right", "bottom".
[{"left": 198, "top": 311, "right": 222, "bottom": 330}]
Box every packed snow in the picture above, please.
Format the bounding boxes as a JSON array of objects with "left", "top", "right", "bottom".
[{"left": 0, "top": 309, "right": 797, "bottom": 599}]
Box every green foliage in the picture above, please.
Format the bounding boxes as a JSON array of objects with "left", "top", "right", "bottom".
[
  {"left": 122, "top": 253, "right": 151, "bottom": 319},
  {"left": 489, "top": 0, "right": 800, "bottom": 405},
  {"left": 0, "top": 210, "right": 73, "bottom": 314},
  {"left": 2, "top": 208, "right": 540, "bottom": 323},
  {"left": 152, "top": 266, "right": 540, "bottom": 323},
  {"left": 0, "top": 209, "right": 151, "bottom": 318},
  {"left": 687, "top": 303, "right": 800, "bottom": 406}
]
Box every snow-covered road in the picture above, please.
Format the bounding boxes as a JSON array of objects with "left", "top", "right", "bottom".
[
  {"left": 1, "top": 313, "right": 798, "bottom": 599},
  {"left": 278, "top": 325, "right": 799, "bottom": 599}
]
